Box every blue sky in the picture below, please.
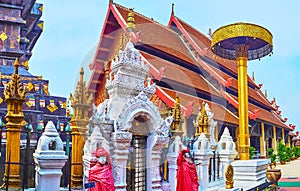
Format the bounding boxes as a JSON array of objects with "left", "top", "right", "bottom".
[{"left": 30, "top": 0, "right": 300, "bottom": 133}]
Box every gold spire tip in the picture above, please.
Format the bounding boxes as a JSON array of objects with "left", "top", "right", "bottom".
[
  {"left": 79, "top": 67, "right": 84, "bottom": 82},
  {"left": 127, "top": 7, "right": 135, "bottom": 31},
  {"left": 14, "top": 58, "right": 19, "bottom": 74}
]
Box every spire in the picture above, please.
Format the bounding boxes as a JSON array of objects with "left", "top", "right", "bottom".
[
  {"left": 171, "top": 93, "right": 182, "bottom": 132},
  {"left": 126, "top": 7, "right": 135, "bottom": 32},
  {"left": 79, "top": 67, "right": 84, "bottom": 82},
  {"left": 171, "top": 3, "right": 174, "bottom": 15},
  {"left": 4, "top": 58, "right": 26, "bottom": 100},
  {"left": 193, "top": 101, "right": 209, "bottom": 137},
  {"left": 14, "top": 58, "right": 19, "bottom": 75}
]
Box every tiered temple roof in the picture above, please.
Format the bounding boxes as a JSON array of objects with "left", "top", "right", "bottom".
[{"left": 87, "top": 2, "right": 292, "bottom": 132}]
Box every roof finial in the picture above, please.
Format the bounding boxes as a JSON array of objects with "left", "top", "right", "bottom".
[
  {"left": 14, "top": 58, "right": 19, "bottom": 75},
  {"left": 80, "top": 67, "right": 84, "bottom": 82},
  {"left": 264, "top": 89, "right": 268, "bottom": 98},
  {"left": 126, "top": 7, "right": 135, "bottom": 32},
  {"left": 109, "top": 0, "right": 113, "bottom": 4},
  {"left": 171, "top": 3, "right": 175, "bottom": 15},
  {"left": 252, "top": 71, "right": 255, "bottom": 81},
  {"left": 208, "top": 28, "right": 212, "bottom": 39}
]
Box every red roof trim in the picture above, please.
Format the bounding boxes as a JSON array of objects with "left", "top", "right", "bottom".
[
  {"left": 87, "top": 5, "right": 113, "bottom": 91},
  {"left": 170, "top": 16, "right": 233, "bottom": 88},
  {"left": 140, "top": 53, "right": 165, "bottom": 81},
  {"left": 170, "top": 15, "right": 206, "bottom": 56},
  {"left": 220, "top": 88, "right": 260, "bottom": 120},
  {"left": 110, "top": 4, "right": 127, "bottom": 31},
  {"left": 155, "top": 86, "right": 193, "bottom": 117},
  {"left": 197, "top": 57, "right": 233, "bottom": 88}
]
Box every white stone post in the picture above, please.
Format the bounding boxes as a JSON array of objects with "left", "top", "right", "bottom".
[
  {"left": 193, "top": 133, "right": 213, "bottom": 191},
  {"left": 33, "top": 121, "right": 68, "bottom": 191},
  {"left": 112, "top": 131, "right": 132, "bottom": 191},
  {"left": 150, "top": 135, "right": 169, "bottom": 191},
  {"left": 217, "top": 127, "right": 237, "bottom": 181},
  {"left": 167, "top": 136, "right": 183, "bottom": 191}
]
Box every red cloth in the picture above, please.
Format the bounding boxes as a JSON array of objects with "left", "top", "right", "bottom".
[
  {"left": 88, "top": 148, "right": 115, "bottom": 191},
  {"left": 176, "top": 149, "right": 199, "bottom": 191}
]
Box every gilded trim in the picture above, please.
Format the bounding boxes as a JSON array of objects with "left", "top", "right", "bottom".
[{"left": 212, "top": 22, "right": 273, "bottom": 47}]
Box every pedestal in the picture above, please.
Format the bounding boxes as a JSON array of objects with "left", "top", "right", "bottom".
[
  {"left": 34, "top": 157, "right": 67, "bottom": 191},
  {"left": 232, "top": 159, "right": 270, "bottom": 190}
]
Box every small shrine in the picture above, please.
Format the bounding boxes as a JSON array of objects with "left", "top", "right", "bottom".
[{"left": 84, "top": 41, "right": 173, "bottom": 190}]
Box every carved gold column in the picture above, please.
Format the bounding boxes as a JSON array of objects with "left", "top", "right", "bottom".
[
  {"left": 69, "top": 68, "right": 93, "bottom": 189},
  {"left": 1, "top": 59, "right": 27, "bottom": 189},
  {"left": 212, "top": 23, "right": 273, "bottom": 160}
]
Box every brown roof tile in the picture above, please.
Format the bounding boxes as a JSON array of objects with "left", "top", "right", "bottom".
[
  {"left": 115, "top": 4, "right": 195, "bottom": 64},
  {"left": 142, "top": 52, "right": 221, "bottom": 97},
  {"left": 161, "top": 87, "right": 239, "bottom": 125}
]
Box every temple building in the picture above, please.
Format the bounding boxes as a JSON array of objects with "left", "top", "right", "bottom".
[
  {"left": 87, "top": 1, "right": 296, "bottom": 159},
  {"left": 0, "top": 0, "right": 69, "bottom": 132}
]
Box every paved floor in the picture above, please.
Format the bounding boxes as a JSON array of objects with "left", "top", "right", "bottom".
[
  {"left": 277, "top": 158, "right": 300, "bottom": 178},
  {"left": 275, "top": 158, "right": 300, "bottom": 191}
]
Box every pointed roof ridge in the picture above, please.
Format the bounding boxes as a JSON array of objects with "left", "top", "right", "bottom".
[
  {"left": 174, "top": 16, "right": 211, "bottom": 45},
  {"left": 114, "top": 3, "right": 180, "bottom": 35}
]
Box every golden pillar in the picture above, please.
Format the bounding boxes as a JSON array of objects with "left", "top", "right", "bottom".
[
  {"left": 69, "top": 68, "right": 93, "bottom": 189},
  {"left": 287, "top": 136, "right": 291, "bottom": 147},
  {"left": 236, "top": 45, "right": 250, "bottom": 160},
  {"left": 281, "top": 128, "right": 285, "bottom": 145},
  {"left": 211, "top": 23, "right": 273, "bottom": 160},
  {"left": 1, "top": 59, "right": 27, "bottom": 189},
  {"left": 260, "top": 122, "right": 266, "bottom": 158}
]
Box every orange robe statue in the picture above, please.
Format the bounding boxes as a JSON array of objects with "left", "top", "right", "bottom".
[
  {"left": 176, "top": 148, "right": 199, "bottom": 191},
  {"left": 88, "top": 147, "right": 115, "bottom": 191}
]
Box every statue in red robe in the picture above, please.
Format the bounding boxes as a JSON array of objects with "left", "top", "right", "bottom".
[
  {"left": 176, "top": 148, "right": 199, "bottom": 191},
  {"left": 88, "top": 147, "right": 115, "bottom": 191}
]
